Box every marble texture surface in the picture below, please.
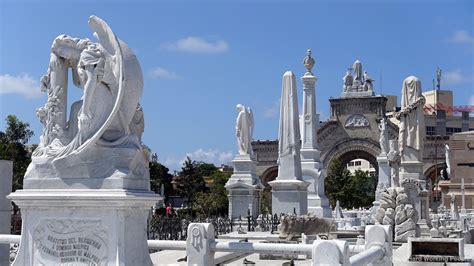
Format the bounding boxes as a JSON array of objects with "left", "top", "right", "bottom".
[{"left": 271, "top": 71, "right": 308, "bottom": 215}]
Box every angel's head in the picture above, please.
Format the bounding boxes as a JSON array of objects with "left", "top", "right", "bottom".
[{"left": 51, "top": 34, "right": 93, "bottom": 61}]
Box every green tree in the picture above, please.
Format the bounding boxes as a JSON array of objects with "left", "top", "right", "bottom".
[
  {"left": 0, "top": 115, "right": 34, "bottom": 191},
  {"left": 325, "top": 159, "right": 352, "bottom": 208},
  {"left": 348, "top": 169, "right": 376, "bottom": 208},
  {"left": 175, "top": 157, "right": 207, "bottom": 203},
  {"left": 325, "top": 159, "right": 376, "bottom": 209},
  {"left": 149, "top": 160, "right": 173, "bottom": 200},
  {"left": 195, "top": 161, "right": 218, "bottom": 177},
  {"left": 193, "top": 170, "right": 230, "bottom": 217}
]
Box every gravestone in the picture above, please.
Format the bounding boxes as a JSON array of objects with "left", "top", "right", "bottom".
[{"left": 8, "top": 16, "right": 160, "bottom": 265}]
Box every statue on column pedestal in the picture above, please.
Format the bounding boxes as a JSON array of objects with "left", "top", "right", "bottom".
[{"left": 235, "top": 104, "right": 254, "bottom": 155}]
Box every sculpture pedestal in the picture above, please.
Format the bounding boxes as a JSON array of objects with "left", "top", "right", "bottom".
[
  {"left": 400, "top": 160, "right": 431, "bottom": 236},
  {"left": 8, "top": 189, "right": 159, "bottom": 266},
  {"left": 225, "top": 154, "right": 262, "bottom": 219},
  {"left": 376, "top": 156, "right": 391, "bottom": 201},
  {"left": 301, "top": 156, "right": 331, "bottom": 218},
  {"left": 269, "top": 180, "right": 309, "bottom": 215}
]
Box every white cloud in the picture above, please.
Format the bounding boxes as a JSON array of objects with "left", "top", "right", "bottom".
[
  {"left": 0, "top": 73, "right": 41, "bottom": 99},
  {"left": 443, "top": 69, "right": 472, "bottom": 85},
  {"left": 469, "top": 95, "right": 474, "bottom": 106},
  {"left": 161, "top": 36, "right": 229, "bottom": 54},
  {"left": 163, "top": 148, "right": 234, "bottom": 172},
  {"left": 150, "top": 67, "right": 180, "bottom": 80},
  {"left": 449, "top": 30, "right": 474, "bottom": 45},
  {"left": 264, "top": 100, "right": 280, "bottom": 118}
]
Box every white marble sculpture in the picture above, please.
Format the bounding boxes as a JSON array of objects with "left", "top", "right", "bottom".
[
  {"left": 363, "top": 71, "right": 374, "bottom": 91},
  {"left": 445, "top": 144, "right": 451, "bottom": 178},
  {"left": 302, "top": 49, "right": 315, "bottom": 76},
  {"left": 235, "top": 104, "right": 254, "bottom": 155},
  {"left": 343, "top": 71, "right": 353, "bottom": 92},
  {"left": 8, "top": 16, "right": 159, "bottom": 266},
  {"left": 378, "top": 117, "right": 389, "bottom": 155},
  {"left": 387, "top": 140, "right": 400, "bottom": 187},
  {"left": 341, "top": 59, "right": 375, "bottom": 97},
  {"left": 25, "top": 16, "right": 147, "bottom": 188},
  {"left": 353, "top": 59, "right": 363, "bottom": 86},
  {"left": 397, "top": 76, "right": 425, "bottom": 159}
]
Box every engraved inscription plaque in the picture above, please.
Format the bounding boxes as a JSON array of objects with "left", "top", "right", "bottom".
[{"left": 34, "top": 219, "right": 108, "bottom": 265}]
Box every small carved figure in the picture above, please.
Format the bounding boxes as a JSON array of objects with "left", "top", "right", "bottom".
[
  {"left": 378, "top": 117, "right": 389, "bottom": 155},
  {"left": 343, "top": 71, "right": 353, "bottom": 92},
  {"left": 303, "top": 49, "right": 315, "bottom": 75},
  {"left": 363, "top": 71, "right": 374, "bottom": 91},
  {"left": 445, "top": 144, "right": 451, "bottom": 178}
]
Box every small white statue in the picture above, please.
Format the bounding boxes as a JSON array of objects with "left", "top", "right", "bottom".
[
  {"left": 343, "top": 71, "right": 353, "bottom": 92},
  {"left": 235, "top": 104, "right": 254, "bottom": 155},
  {"left": 445, "top": 144, "right": 451, "bottom": 178},
  {"left": 363, "top": 71, "right": 374, "bottom": 91},
  {"left": 302, "top": 49, "right": 315, "bottom": 76},
  {"left": 353, "top": 60, "right": 363, "bottom": 84},
  {"left": 378, "top": 117, "right": 389, "bottom": 155},
  {"left": 387, "top": 139, "right": 400, "bottom": 187}
]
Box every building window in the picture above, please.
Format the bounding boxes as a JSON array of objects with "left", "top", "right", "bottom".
[
  {"left": 348, "top": 162, "right": 355, "bottom": 167},
  {"left": 446, "top": 127, "right": 461, "bottom": 135},
  {"left": 355, "top": 161, "right": 362, "bottom": 166},
  {"left": 426, "top": 126, "right": 436, "bottom": 136}
]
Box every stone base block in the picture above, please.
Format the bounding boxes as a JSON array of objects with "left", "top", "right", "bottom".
[
  {"left": 226, "top": 182, "right": 262, "bottom": 219},
  {"left": 8, "top": 189, "right": 160, "bottom": 266},
  {"left": 269, "top": 180, "right": 309, "bottom": 215},
  {"left": 308, "top": 195, "right": 332, "bottom": 218}
]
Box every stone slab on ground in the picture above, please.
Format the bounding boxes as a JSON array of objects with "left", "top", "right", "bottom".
[
  {"left": 393, "top": 242, "right": 474, "bottom": 265},
  {"left": 218, "top": 231, "right": 282, "bottom": 241}
]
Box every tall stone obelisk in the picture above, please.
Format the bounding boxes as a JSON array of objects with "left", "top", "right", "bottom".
[
  {"left": 299, "top": 49, "right": 331, "bottom": 217},
  {"left": 269, "top": 71, "right": 309, "bottom": 215}
]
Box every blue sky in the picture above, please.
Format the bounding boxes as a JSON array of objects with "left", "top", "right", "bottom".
[{"left": 0, "top": 0, "right": 473, "bottom": 171}]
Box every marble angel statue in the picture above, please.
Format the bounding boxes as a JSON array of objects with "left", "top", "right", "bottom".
[
  {"left": 25, "top": 16, "right": 147, "bottom": 188},
  {"left": 235, "top": 104, "right": 254, "bottom": 155}
]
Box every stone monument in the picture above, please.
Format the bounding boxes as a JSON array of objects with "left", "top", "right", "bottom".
[
  {"left": 8, "top": 16, "right": 159, "bottom": 265},
  {"left": 226, "top": 104, "right": 263, "bottom": 219},
  {"left": 341, "top": 59, "right": 375, "bottom": 98},
  {"left": 375, "top": 117, "right": 391, "bottom": 204},
  {"left": 269, "top": 71, "right": 309, "bottom": 215},
  {"left": 396, "top": 76, "right": 430, "bottom": 235},
  {"left": 0, "top": 160, "right": 13, "bottom": 266},
  {"left": 299, "top": 49, "right": 331, "bottom": 217}
]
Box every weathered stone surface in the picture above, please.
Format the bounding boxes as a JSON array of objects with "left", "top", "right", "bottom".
[{"left": 278, "top": 214, "right": 335, "bottom": 240}]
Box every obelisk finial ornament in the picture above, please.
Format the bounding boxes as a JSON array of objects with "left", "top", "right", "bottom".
[{"left": 303, "top": 49, "right": 315, "bottom": 76}]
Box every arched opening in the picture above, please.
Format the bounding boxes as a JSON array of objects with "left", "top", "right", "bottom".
[
  {"left": 424, "top": 162, "right": 446, "bottom": 210},
  {"left": 260, "top": 166, "right": 278, "bottom": 214},
  {"left": 322, "top": 138, "right": 381, "bottom": 208}
]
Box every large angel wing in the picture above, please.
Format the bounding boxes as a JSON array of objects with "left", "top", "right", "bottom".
[{"left": 68, "top": 15, "right": 124, "bottom": 156}]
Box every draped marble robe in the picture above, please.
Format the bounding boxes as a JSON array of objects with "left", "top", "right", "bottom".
[{"left": 399, "top": 76, "right": 425, "bottom": 158}]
